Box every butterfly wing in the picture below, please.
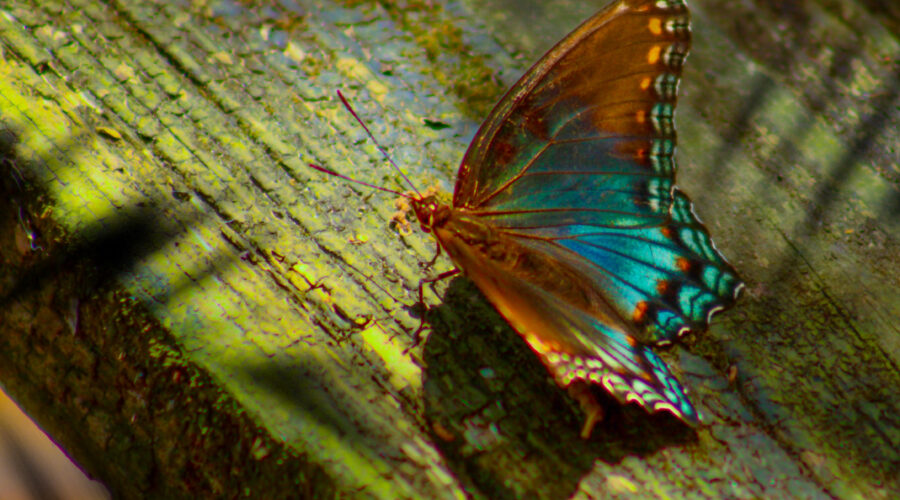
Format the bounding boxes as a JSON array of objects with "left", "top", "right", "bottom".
[
  {"left": 432, "top": 220, "right": 700, "bottom": 427},
  {"left": 454, "top": 0, "right": 741, "bottom": 345}
]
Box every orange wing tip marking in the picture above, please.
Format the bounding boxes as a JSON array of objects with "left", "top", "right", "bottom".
[
  {"left": 648, "top": 18, "right": 663, "bottom": 36},
  {"left": 635, "top": 109, "right": 647, "bottom": 123},
  {"left": 647, "top": 45, "right": 661, "bottom": 65},
  {"left": 632, "top": 301, "right": 649, "bottom": 322},
  {"left": 676, "top": 257, "right": 692, "bottom": 272},
  {"left": 640, "top": 76, "right": 652, "bottom": 90},
  {"left": 656, "top": 279, "right": 670, "bottom": 295}
]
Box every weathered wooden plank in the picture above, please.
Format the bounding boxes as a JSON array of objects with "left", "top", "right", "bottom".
[{"left": 0, "top": 0, "right": 897, "bottom": 497}]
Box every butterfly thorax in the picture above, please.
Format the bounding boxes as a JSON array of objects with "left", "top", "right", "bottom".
[{"left": 421, "top": 205, "right": 513, "bottom": 264}]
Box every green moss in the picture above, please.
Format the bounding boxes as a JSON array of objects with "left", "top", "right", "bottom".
[{"left": 350, "top": 0, "right": 505, "bottom": 119}]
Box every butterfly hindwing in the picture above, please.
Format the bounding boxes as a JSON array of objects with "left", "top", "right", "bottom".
[{"left": 432, "top": 221, "right": 700, "bottom": 425}]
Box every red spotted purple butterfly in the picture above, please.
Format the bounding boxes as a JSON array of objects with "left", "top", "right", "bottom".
[{"left": 314, "top": 0, "right": 742, "bottom": 438}]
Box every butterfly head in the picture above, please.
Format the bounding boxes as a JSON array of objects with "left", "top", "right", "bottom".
[{"left": 408, "top": 186, "right": 449, "bottom": 234}]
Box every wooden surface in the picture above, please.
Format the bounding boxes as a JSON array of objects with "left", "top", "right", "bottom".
[{"left": 0, "top": 0, "right": 897, "bottom": 497}]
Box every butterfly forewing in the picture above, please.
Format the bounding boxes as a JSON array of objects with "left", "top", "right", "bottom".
[{"left": 454, "top": 0, "right": 690, "bottom": 211}]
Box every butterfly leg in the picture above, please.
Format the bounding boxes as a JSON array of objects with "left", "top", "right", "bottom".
[
  {"left": 409, "top": 268, "right": 461, "bottom": 347},
  {"left": 424, "top": 241, "right": 443, "bottom": 270},
  {"left": 566, "top": 381, "right": 604, "bottom": 439}
]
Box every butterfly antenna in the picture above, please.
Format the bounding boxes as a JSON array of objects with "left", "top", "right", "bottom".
[
  {"left": 336, "top": 90, "right": 422, "bottom": 197},
  {"left": 308, "top": 163, "right": 410, "bottom": 198}
]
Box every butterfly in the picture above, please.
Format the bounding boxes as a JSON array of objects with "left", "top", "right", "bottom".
[{"left": 318, "top": 0, "right": 742, "bottom": 438}]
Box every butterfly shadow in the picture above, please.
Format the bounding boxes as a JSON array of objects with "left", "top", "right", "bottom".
[{"left": 420, "top": 277, "right": 698, "bottom": 499}]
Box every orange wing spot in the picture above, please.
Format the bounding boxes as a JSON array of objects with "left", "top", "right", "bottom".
[
  {"left": 636, "top": 110, "right": 646, "bottom": 123},
  {"left": 660, "top": 226, "right": 674, "bottom": 239},
  {"left": 656, "top": 280, "right": 670, "bottom": 295},
  {"left": 625, "top": 335, "right": 639, "bottom": 347},
  {"left": 635, "top": 148, "right": 647, "bottom": 159},
  {"left": 632, "top": 301, "right": 649, "bottom": 323},
  {"left": 647, "top": 45, "right": 661, "bottom": 65},
  {"left": 676, "top": 257, "right": 692, "bottom": 272},
  {"left": 648, "top": 18, "right": 663, "bottom": 36},
  {"left": 640, "top": 76, "right": 652, "bottom": 90}
]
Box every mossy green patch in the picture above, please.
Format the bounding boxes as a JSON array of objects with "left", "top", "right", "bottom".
[{"left": 359, "top": 323, "right": 422, "bottom": 391}]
